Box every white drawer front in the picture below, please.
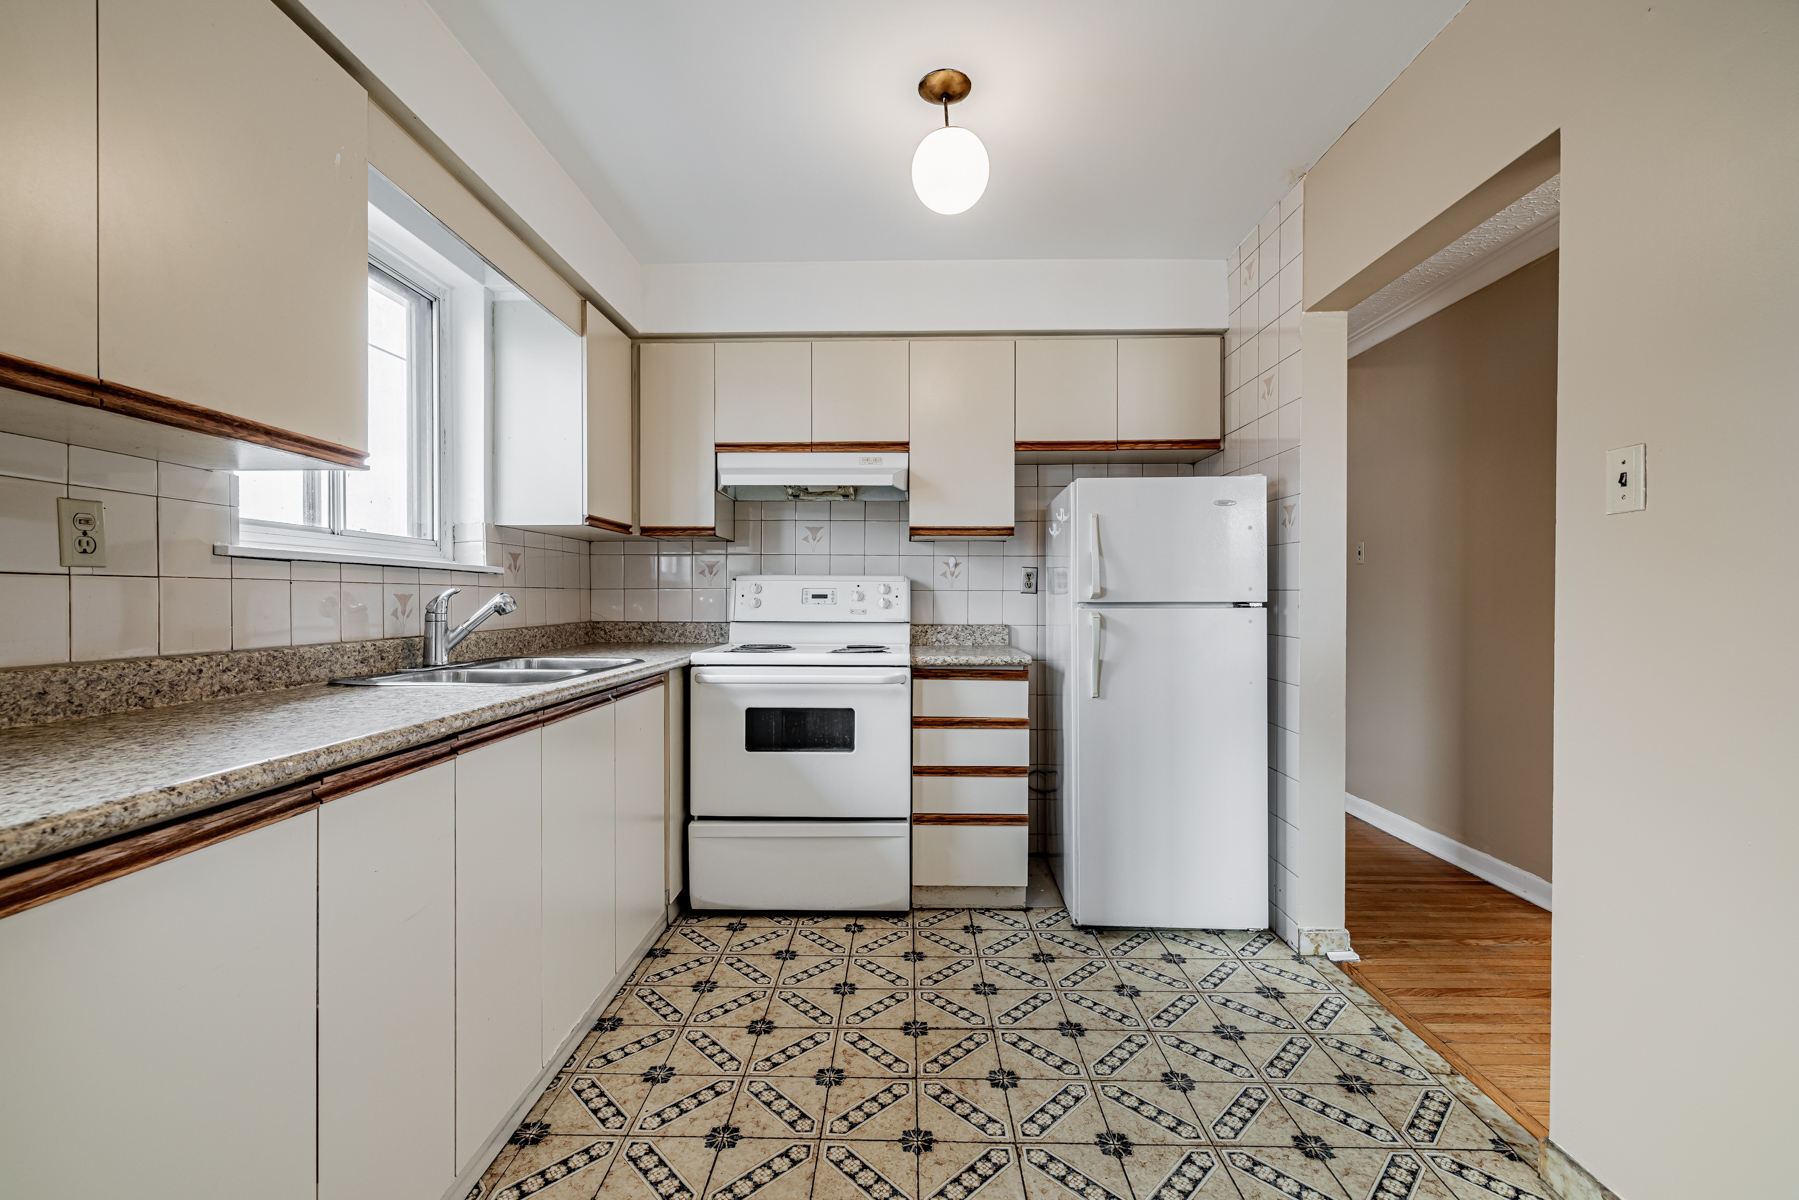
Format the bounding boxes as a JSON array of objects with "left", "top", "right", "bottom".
[
  {"left": 913, "top": 679, "right": 1028, "bottom": 718},
  {"left": 913, "top": 728, "right": 1030, "bottom": 767},
  {"left": 912, "top": 776, "right": 1029, "bottom": 815},
  {"left": 913, "top": 825, "right": 1029, "bottom": 887}
]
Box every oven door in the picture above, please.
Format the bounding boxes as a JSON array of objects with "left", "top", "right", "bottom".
[{"left": 689, "top": 665, "right": 911, "bottom": 818}]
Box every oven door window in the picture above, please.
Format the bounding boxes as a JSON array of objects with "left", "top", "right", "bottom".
[{"left": 745, "top": 708, "right": 856, "bottom": 752}]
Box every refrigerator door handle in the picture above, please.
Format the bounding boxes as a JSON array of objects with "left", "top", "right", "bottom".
[
  {"left": 1089, "top": 610, "right": 1105, "bottom": 698},
  {"left": 1088, "top": 513, "right": 1105, "bottom": 599}
]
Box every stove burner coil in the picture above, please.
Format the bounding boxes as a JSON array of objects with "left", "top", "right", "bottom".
[
  {"left": 731, "top": 643, "right": 794, "bottom": 652},
  {"left": 832, "top": 645, "right": 887, "bottom": 654}
]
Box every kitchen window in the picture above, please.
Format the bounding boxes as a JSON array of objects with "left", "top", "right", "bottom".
[{"left": 235, "top": 257, "right": 450, "bottom": 562}]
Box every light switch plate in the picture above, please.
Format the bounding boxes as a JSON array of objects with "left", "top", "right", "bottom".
[
  {"left": 1606, "top": 444, "right": 1646, "bottom": 514},
  {"left": 57, "top": 497, "right": 107, "bottom": 567}
]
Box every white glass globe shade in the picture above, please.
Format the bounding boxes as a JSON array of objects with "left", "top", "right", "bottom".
[{"left": 912, "top": 125, "right": 989, "bottom": 215}]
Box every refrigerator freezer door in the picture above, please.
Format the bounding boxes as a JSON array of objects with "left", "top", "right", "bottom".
[
  {"left": 1066, "top": 604, "right": 1268, "bottom": 928},
  {"left": 1059, "top": 476, "right": 1266, "bottom": 603}
]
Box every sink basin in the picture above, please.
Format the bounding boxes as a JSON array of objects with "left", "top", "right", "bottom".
[
  {"left": 481, "top": 656, "right": 644, "bottom": 671},
  {"left": 334, "top": 667, "right": 589, "bottom": 686},
  {"left": 330, "top": 653, "right": 643, "bottom": 686}
]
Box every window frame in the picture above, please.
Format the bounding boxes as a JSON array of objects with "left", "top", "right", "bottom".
[{"left": 233, "top": 243, "right": 456, "bottom": 564}]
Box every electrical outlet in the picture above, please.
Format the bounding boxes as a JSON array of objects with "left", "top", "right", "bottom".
[
  {"left": 1020, "top": 566, "right": 1039, "bottom": 594},
  {"left": 57, "top": 497, "right": 107, "bottom": 568},
  {"left": 1355, "top": 542, "right": 1365, "bottom": 564},
  {"left": 1606, "top": 444, "right": 1645, "bottom": 514}
]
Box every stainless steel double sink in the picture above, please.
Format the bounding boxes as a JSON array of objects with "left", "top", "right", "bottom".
[{"left": 331, "top": 655, "right": 643, "bottom": 686}]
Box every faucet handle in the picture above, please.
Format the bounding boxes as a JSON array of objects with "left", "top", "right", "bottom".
[
  {"left": 425, "top": 587, "right": 460, "bottom": 616},
  {"left": 494, "top": 592, "right": 518, "bottom": 615}
]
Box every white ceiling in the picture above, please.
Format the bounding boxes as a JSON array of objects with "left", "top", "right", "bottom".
[{"left": 424, "top": 0, "right": 1467, "bottom": 266}]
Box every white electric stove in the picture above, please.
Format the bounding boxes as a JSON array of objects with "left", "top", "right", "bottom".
[{"left": 688, "top": 576, "right": 912, "bottom": 911}]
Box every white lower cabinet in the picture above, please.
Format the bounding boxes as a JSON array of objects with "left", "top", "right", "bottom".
[
  {"left": 0, "top": 812, "right": 318, "bottom": 1200},
  {"left": 912, "top": 669, "right": 1032, "bottom": 897},
  {"left": 456, "top": 727, "right": 545, "bottom": 1172},
  {"left": 615, "top": 683, "right": 669, "bottom": 966},
  {"left": 914, "top": 824, "right": 1030, "bottom": 888},
  {"left": 320, "top": 761, "right": 457, "bottom": 1200},
  {"left": 542, "top": 703, "right": 617, "bottom": 1057}
]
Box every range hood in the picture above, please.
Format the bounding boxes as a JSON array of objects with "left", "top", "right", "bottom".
[{"left": 716, "top": 451, "right": 909, "bottom": 501}]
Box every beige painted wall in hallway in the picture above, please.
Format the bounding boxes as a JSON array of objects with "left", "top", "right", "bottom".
[
  {"left": 1302, "top": 2, "right": 1799, "bottom": 1194},
  {"left": 1347, "top": 251, "right": 1557, "bottom": 881}
]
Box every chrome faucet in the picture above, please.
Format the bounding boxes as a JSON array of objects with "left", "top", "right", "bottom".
[{"left": 422, "top": 588, "right": 517, "bottom": 667}]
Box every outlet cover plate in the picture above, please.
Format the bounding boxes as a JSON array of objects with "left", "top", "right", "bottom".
[{"left": 57, "top": 497, "right": 107, "bottom": 567}]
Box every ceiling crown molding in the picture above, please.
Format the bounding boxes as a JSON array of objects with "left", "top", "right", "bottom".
[{"left": 1348, "top": 176, "right": 1560, "bottom": 358}]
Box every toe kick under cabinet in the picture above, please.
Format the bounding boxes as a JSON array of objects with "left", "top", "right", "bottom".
[{"left": 912, "top": 666, "right": 1031, "bottom": 905}]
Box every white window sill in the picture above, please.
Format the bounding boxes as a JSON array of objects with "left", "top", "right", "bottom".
[{"left": 214, "top": 543, "right": 503, "bottom": 574}]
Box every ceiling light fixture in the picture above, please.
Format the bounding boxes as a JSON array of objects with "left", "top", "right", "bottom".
[{"left": 911, "top": 68, "right": 988, "bottom": 215}]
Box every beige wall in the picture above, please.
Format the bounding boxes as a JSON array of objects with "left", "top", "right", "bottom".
[
  {"left": 1347, "top": 252, "right": 1557, "bottom": 881},
  {"left": 1304, "top": 2, "right": 1799, "bottom": 1194}
]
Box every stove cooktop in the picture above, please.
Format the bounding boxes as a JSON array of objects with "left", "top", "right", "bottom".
[{"left": 690, "top": 640, "right": 911, "bottom": 668}]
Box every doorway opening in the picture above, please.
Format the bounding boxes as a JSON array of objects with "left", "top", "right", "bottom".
[{"left": 1342, "top": 211, "right": 1559, "bottom": 1138}]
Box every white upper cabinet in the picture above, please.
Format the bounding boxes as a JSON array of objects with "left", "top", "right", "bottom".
[
  {"left": 715, "top": 341, "right": 810, "bottom": 446},
  {"left": 0, "top": 2, "right": 97, "bottom": 376},
  {"left": 908, "top": 340, "right": 1015, "bottom": 537},
  {"left": 493, "top": 300, "right": 634, "bottom": 537},
  {"left": 586, "top": 305, "right": 634, "bottom": 532},
  {"left": 1015, "top": 339, "right": 1117, "bottom": 445},
  {"left": 640, "top": 342, "right": 733, "bottom": 539},
  {"left": 98, "top": 0, "right": 368, "bottom": 456},
  {"left": 1117, "top": 337, "right": 1222, "bottom": 444},
  {"left": 812, "top": 340, "right": 909, "bottom": 446}
]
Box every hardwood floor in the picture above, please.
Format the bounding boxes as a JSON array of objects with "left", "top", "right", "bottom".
[{"left": 1341, "top": 814, "right": 1552, "bottom": 1137}]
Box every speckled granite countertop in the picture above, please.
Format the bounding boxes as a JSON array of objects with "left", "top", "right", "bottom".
[
  {"left": 0, "top": 639, "right": 1035, "bottom": 872},
  {"left": 911, "top": 645, "right": 1033, "bottom": 668},
  {"left": 0, "top": 644, "right": 705, "bottom": 873}
]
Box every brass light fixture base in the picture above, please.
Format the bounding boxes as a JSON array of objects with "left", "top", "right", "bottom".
[{"left": 918, "top": 68, "right": 972, "bottom": 106}]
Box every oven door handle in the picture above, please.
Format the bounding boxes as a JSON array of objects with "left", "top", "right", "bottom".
[{"left": 692, "top": 670, "right": 909, "bottom": 686}]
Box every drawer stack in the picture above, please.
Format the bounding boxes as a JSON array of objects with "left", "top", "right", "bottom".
[{"left": 911, "top": 666, "right": 1030, "bottom": 906}]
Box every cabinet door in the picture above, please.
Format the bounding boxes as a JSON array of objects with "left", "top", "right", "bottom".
[
  {"left": 493, "top": 298, "right": 586, "bottom": 528},
  {"left": 908, "top": 341, "right": 1015, "bottom": 536},
  {"left": 715, "top": 341, "right": 810, "bottom": 445},
  {"left": 0, "top": 813, "right": 317, "bottom": 1199},
  {"left": 614, "top": 684, "right": 668, "bottom": 965},
  {"left": 0, "top": 1, "right": 97, "bottom": 374},
  {"left": 542, "top": 703, "right": 617, "bottom": 1058},
  {"left": 1015, "top": 339, "right": 1116, "bottom": 444},
  {"left": 98, "top": 0, "right": 368, "bottom": 452},
  {"left": 640, "top": 342, "right": 719, "bottom": 535},
  {"left": 812, "top": 340, "right": 909, "bottom": 445},
  {"left": 456, "top": 730, "right": 543, "bottom": 1171},
  {"left": 1117, "top": 337, "right": 1222, "bottom": 443},
  {"left": 320, "top": 762, "right": 456, "bottom": 1200},
  {"left": 586, "top": 303, "right": 634, "bottom": 531}
]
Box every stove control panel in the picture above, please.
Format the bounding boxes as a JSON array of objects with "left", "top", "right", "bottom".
[{"left": 732, "top": 576, "right": 910, "bottom": 622}]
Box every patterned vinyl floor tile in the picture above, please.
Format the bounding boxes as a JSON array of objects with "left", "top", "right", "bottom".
[{"left": 468, "top": 907, "right": 1557, "bottom": 1200}]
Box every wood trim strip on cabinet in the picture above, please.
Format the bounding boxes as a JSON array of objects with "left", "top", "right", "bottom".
[
  {"left": 0, "top": 784, "right": 321, "bottom": 921},
  {"left": 607, "top": 676, "right": 667, "bottom": 702},
  {"left": 641, "top": 526, "right": 716, "bottom": 538},
  {"left": 912, "top": 765, "right": 1029, "bottom": 777},
  {"left": 316, "top": 739, "right": 457, "bottom": 801},
  {"left": 1015, "top": 440, "right": 1119, "bottom": 452},
  {"left": 912, "top": 668, "right": 1030, "bottom": 681},
  {"left": 715, "top": 441, "right": 910, "bottom": 454},
  {"left": 0, "top": 350, "right": 369, "bottom": 469},
  {"left": 909, "top": 526, "right": 1015, "bottom": 539},
  {"left": 584, "top": 515, "right": 632, "bottom": 535},
  {"left": 453, "top": 709, "right": 546, "bottom": 752},
  {"left": 911, "top": 813, "right": 1030, "bottom": 826},
  {"left": 912, "top": 717, "right": 1030, "bottom": 729},
  {"left": 1114, "top": 439, "right": 1222, "bottom": 451}
]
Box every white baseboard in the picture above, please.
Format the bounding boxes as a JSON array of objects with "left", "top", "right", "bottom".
[{"left": 1345, "top": 793, "right": 1552, "bottom": 911}]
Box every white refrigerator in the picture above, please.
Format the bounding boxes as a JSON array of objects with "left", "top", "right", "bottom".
[{"left": 1045, "top": 475, "right": 1269, "bottom": 928}]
